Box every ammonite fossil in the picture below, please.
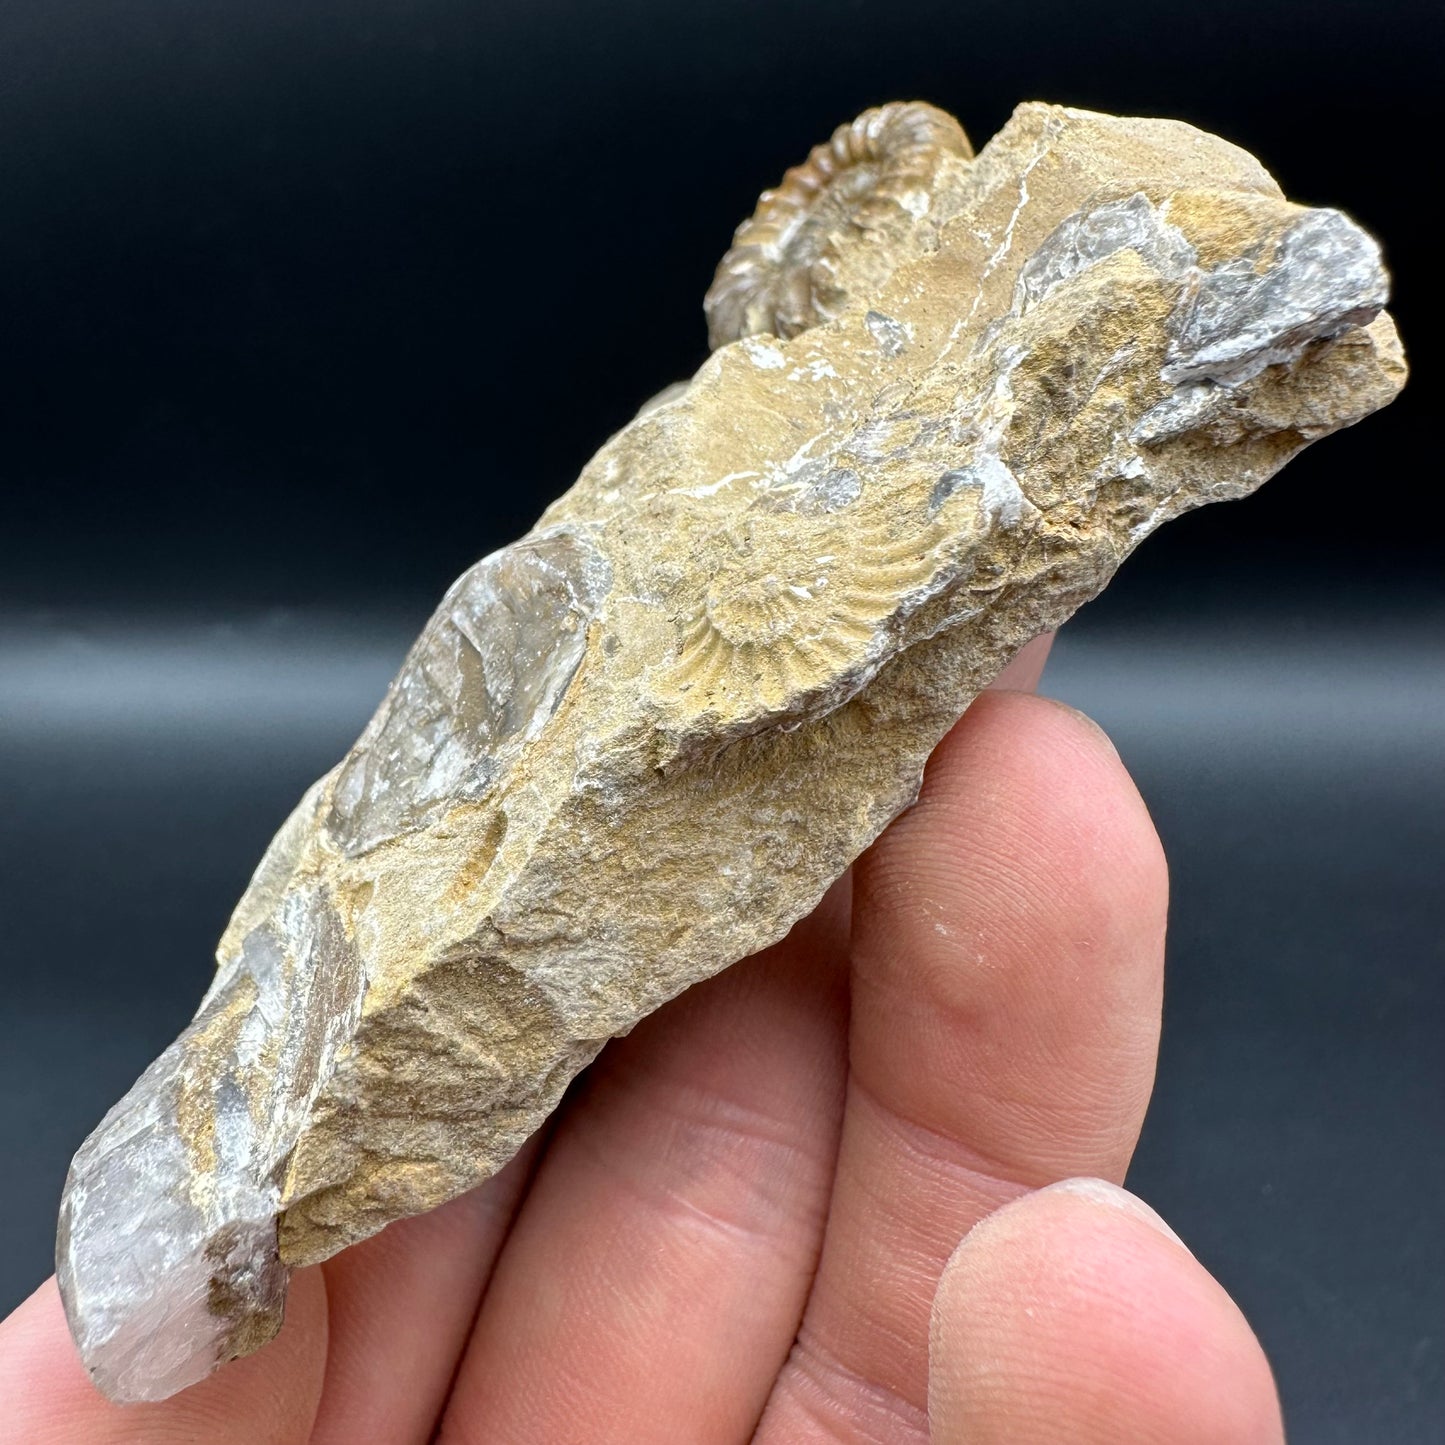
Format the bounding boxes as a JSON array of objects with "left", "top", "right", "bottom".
[
  {"left": 669, "top": 498, "right": 944, "bottom": 716},
  {"left": 703, "top": 101, "right": 973, "bottom": 349}
]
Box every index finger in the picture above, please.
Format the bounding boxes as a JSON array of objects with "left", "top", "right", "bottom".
[{"left": 756, "top": 687, "right": 1169, "bottom": 1441}]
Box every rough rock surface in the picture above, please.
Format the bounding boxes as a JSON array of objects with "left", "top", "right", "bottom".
[{"left": 57, "top": 101, "right": 1405, "bottom": 1403}]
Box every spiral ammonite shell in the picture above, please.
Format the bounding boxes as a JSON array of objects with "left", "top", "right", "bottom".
[
  {"left": 670, "top": 507, "right": 941, "bottom": 716},
  {"left": 704, "top": 102, "right": 972, "bottom": 351}
]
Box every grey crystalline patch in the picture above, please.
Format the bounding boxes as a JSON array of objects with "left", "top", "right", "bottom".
[
  {"left": 1131, "top": 379, "right": 1231, "bottom": 446},
  {"left": 798, "top": 466, "right": 863, "bottom": 514},
  {"left": 1014, "top": 192, "right": 1198, "bottom": 312},
  {"left": 1134, "top": 208, "right": 1390, "bottom": 445},
  {"left": 930, "top": 456, "right": 1028, "bottom": 527},
  {"left": 57, "top": 884, "right": 364, "bottom": 1403},
  {"left": 864, "top": 309, "right": 911, "bottom": 357},
  {"left": 851, "top": 410, "right": 946, "bottom": 467},
  {"left": 328, "top": 528, "right": 612, "bottom": 855},
  {"left": 1162, "top": 208, "right": 1388, "bottom": 387},
  {"left": 58, "top": 974, "right": 281, "bottom": 1402},
  {"left": 765, "top": 459, "right": 864, "bottom": 514},
  {"left": 1002, "top": 197, "right": 1388, "bottom": 412}
]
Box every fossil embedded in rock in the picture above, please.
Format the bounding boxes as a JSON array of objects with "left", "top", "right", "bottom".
[
  {"left": 704, "top": 101, "right": 973, "bottom": 349},
  {"left": 57, "top": 100, "right": 1406, "bottom": 1403}
]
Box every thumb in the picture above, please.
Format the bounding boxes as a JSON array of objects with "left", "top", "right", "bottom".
[
  {"left": 0, "top": 1271, "right": 327, "bottom": 1445},
  {"left": 929, "top": 1177, "right": 1285, "bottom": 1444}
]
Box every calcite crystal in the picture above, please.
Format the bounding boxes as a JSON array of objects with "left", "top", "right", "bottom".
[{"left": 58, "top": 101, "right": 1405, "bottom": 1402}]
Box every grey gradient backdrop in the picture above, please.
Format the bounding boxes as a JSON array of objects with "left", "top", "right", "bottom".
[{"left": 1, "top": 0, "right": 1441, "bottom": 1439}]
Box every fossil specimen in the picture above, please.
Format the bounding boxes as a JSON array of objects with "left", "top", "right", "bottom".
[
  {"left": 57, "top": 101, "right": 1405, "bottom": 1404},
  {"left": 704, "top": 101, "right": 973, "bottom": 347}
]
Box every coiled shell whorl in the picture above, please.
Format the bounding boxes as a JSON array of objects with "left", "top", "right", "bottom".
[
  {"left": 666, "top": 499, "right": 944, "bottom": 721},
  {"left": 704, "top": 102, "right": 973, "bottom": 350}
]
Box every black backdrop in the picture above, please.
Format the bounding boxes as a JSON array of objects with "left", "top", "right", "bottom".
[
  {"left": 0, "top": 0, "right": 1438, "bottom": 604},
  {"left": 1, "top": 2, "right": 1441, "bottom": 1440}
]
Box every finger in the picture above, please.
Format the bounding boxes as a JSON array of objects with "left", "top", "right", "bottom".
[
  {"left": 437, "top": 881, "right": 851, "bottom": 1445},
  {"left": 986, "top": 631, "right": 1055, "bottom": 693},
  {"left": 930, "top": 1179, "right": 1285, "bottom": 1444},
  {"left": 757, "top": 691, "right": 1168, "bottom": 1441},
  {"left": 308, "top": 1142, "right": 540, "bottom": 1445},
  {"left": 0, "top": 1271, "right": 327, "bottom": 1445}
]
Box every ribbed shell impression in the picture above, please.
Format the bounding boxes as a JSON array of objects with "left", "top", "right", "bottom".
[
  {"left": 703, "top": 101, "right": 972, "bottom": 350},
  {"left": 667, "top": 502, "right": 942, "bottom": 718}
]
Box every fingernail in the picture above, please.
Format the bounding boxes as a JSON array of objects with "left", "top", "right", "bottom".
[{"left": 1042, "top": 1177, "right": 1190, "bottom": 1251}]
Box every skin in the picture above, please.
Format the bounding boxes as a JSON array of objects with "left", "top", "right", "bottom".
[{"left": 0, "top": 634, "right": 1286, "bottom": 1443}]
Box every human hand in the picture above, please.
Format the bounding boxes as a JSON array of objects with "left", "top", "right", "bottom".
[{"left": 0, "top": 636, "right": 1284, "bottom": 1442}]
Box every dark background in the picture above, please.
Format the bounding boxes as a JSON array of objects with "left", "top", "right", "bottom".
[{"left": 1, "top": 0, "right": 1440, "bottom": 1439}]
